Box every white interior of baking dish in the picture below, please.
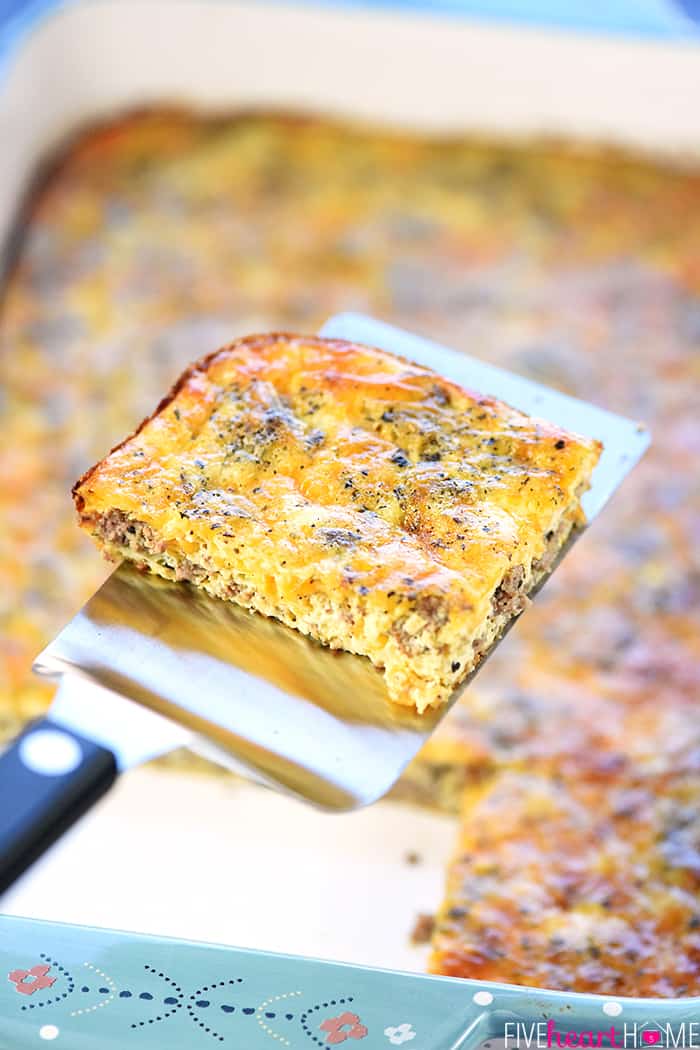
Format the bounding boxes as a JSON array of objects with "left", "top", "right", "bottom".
[{"left": 1, "top": 0, "right": 698, "bottom": 971}]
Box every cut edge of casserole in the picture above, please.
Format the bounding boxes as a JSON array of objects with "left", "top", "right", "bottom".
[{"left": 73, "top": 333, "right": 601, "bottom": 713}]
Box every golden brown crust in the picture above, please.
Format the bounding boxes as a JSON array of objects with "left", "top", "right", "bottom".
[
  {"left": 73, "top": 332, "right": 600, "bottom": 712},
  {"left": 429, "top": 759, "right": 700, "bottom": 996}
]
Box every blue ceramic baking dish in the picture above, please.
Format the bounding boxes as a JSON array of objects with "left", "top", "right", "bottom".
[{"left": 2, "top": 915, "right": 700, "bottom": 1049}]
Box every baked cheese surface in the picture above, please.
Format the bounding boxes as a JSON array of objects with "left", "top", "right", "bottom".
[
  {"left": 73, "top": 333, "right": 599, "bottom": 711},
  {"left": 430, "top": 758, "right": 700, "bottom": 996}
]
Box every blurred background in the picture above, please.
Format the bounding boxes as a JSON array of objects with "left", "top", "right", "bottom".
[{"left": 0, "top": 0, "right": 699, "bottom": 987}]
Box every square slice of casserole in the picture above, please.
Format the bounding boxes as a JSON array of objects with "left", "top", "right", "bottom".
[{"left": 73, "top": 333, "right": 601, "bottom": 712}]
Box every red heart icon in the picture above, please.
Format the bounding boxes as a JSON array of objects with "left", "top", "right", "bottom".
[{"left": 642, "top": 1032, "right": 661, "bottom": 1045}]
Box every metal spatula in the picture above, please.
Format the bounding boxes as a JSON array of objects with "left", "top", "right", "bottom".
[{"left": 0, "top": 315, "right": 649, "bottom": 892}]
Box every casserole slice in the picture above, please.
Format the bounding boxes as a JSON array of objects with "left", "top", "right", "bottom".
[{"left": 73, "top": 333, "right": 600, "bottom": 713}]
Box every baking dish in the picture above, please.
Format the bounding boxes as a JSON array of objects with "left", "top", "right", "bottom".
[
  {"left": 3, "top": 914, "right": 700, "bottom": 1050},
  {"left": 1, "top": 0, "right": 699, "bottom": 994},
  {"left": 2, "top": 0, "right": 700, "bottom": 271}
]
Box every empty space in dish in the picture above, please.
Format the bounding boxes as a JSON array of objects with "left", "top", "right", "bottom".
[{"left": 0, "top": 767, "right": 457, "bottom": 973}]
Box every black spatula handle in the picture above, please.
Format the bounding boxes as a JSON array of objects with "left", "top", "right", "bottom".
[{"left": 0, "top": 717, "right": 117, "bottom": 893}]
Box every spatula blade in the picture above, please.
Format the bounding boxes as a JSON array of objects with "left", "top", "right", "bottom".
[
  {"left": 34, "top": 562, "right": 441, "bottom": 810},
  {"left": 49, "top": 676, "right": 191, "bottom": 773}
]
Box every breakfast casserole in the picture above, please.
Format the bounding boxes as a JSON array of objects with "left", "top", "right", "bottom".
[
  {"left": 3, "top": 110, "right": 700, "bottom": 994},
  {"left": 430, "top": 757, "right": 700, "bottom": 996},
  {"left": 72, "top": 333, "right": 600, "bottom": 712}
]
